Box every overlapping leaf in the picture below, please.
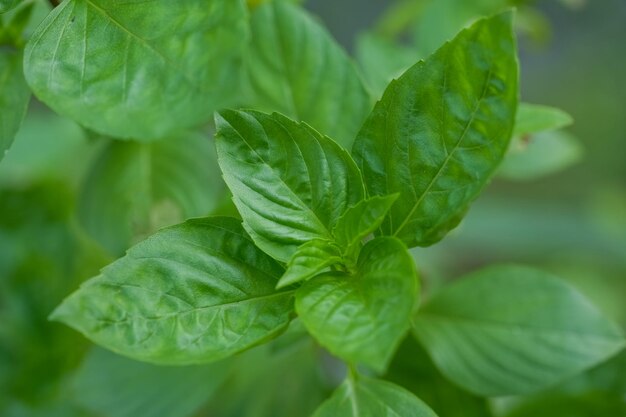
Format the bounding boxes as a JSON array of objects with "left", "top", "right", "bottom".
[
  {"left": 353, "top": 12, "right": 519, "bottom": 248},
  {"left": 276, "top": 239, "right": 343, "bottom": 289},
  {"left": 244, "top": 1, "right": 371, "bottom": 147},
  {"left": 51, "top": 217, "right": 295, "bottom": 365},
  {"left": 215, "top": 110, "right": 365, "bottom": 262},
  {"left": 413, "top": 265, "right": 626, "bottom": 396},
  {"left": 0, "top": 48, "right": 30, "bottom": 160},
  {"left": 24, "top": 0, "right": 247, "bottom": 140},
  {"left": 296, "top": 237, "right": 417, "bottom": 371}
]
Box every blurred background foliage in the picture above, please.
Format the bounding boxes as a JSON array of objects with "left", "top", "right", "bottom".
[{"left": 0, "top": 0, "right": 624, "bottom": 416}]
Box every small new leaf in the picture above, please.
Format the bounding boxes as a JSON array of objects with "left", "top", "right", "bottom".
[
  {"left": 276, "top": 239, "right": 343, "bottom": 290},
  {"left": 413, "top": 265, "right": 626, "bottom": 396},
  {"left": 51, "top": 217, "right": 294, "bottom": 365},
  {"left": 215, "top": 109, "right": 365, "bottom": 262},
  {"left": 513, "top": 103, "right": 573, "bottom": 137},
  {"left": 296, "top": 237, "right": 417, "bottom": 371}
]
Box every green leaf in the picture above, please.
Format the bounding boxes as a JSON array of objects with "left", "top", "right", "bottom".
[
  {"left": 244, "top": 1, "right": 371, "bottom": 148},
  {"left": 499, "top": 130, "right": 583, "bottom": 181},
  {"left": 24, "top": 0, "right": 247, "bottom": 140},
  {"left": 296, "top": 237, "right": 417, "bottom": 371},
  {"left": 0, "top": 0, "right": 22, "bottom": 14},
  {"left": 276, "top": 239, "right": 343, "bottom": 289},
  {"left": 413, "top": 265, "right": 626, "bottom": 396},
  {"left": 513, "top": 103, "right": 573, "bottom": 137},
  {"left": 71, "top": 348, "right": 229, "bottom": 417},
  {"left": 0, "top": 48, "right": 30, "bottom": 161},
  {"left": 78, "top": 132, "right": 224, "bottom": 255},
  {"left": 313, "top": 377, "right": 438, "bottom": 417},
  {"left": 353, "top": 12, "right": 519, "bottom": 248},
  {"left": 51, "top": 217, "right": 295, "bottom": 365},
  {"left": 215, "top": 109, "right": 365, "bottom": 262},
  {"left": 332, "top": 194, "right": 399, "bottom": 257}
]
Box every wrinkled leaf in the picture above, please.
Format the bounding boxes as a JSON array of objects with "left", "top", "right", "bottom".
[
  {"left": 353, "top": 12, "right": 518, "bottom": 248},
  {"left": 313, "top": 377, "right": 438, "bottom": 417},
  {"left": 276, "top": 239, "right": 343, "bottom": 289},
  {"left": 215, "top": 110, "right": 365, "bottom": 262},
  {"left": 0, "top": 48, "right": 30, "bottom": 161},
  {"left": 244, "top": 1, "right": 371, "bottom": 147},
  {"left": 296, "top": 237, "right": 417, "bottom": 371},
  {"left": 24, "top": 0, "right": 247, "bottom": 140},
  {"left": 51, "top": 217, "right": 295, "bottom": 365},
  {"left": 513, "top": 103, "right": 573, "bottom": 137},
  {"left": 413, "top": 265, "right": 626, "bottom": 396},
  {"left": 78, "top": 132, "right": 224, "bottom": 255}
]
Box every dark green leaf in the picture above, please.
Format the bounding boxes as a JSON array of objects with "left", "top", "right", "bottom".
[
  {"left": 51, "top": 217, "right": 295, "bottom": 365},
  {"left": 313, "top": 377, "right": 438, "bottom": 417},
  {"left": 276, "top": 239, "right": 343, "bottom": 289},
  {"left": 513, "top": 103, "right": 573, "bottom": 137},
  {"left": 78, "top": 132, "right": 224, "bottom": 255},
  {"left": 215, "top": 110, "right": 365, "bottom": 262},
  {"left": 296, "top": 237, "right": 417, "bottom": 371},
  {"left": 0, "top": 48, "right": 30, "bottom": 161},
  {"left": 413, "top": 265, "right": 626, "bottom": 396},
  {"left": 244, "top": 1, "right": 371, "bottom": 147},
  {"left": 24, "top": 0, "right": 247, "bottom": 140},
  {"left": 353, "top": 12, "right": 519, "bottom": 248}
]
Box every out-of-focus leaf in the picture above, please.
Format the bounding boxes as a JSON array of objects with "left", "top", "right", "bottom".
[
  {"left": 24, "top": 0, "right": 247, "bottom": 140},
  {"left": 0, "top": 48, "right": 30, "bottom": 161},
  {"left": 71, "top": 347, "right": 230, "bottom": 417},
  {"left": 0, "top": 0, "right": 21, "bottom": 14},
  {"left": 244, "top": 1, "right": 371, "bottom": 147},
  {"left": 276, "top": 239, "right": 343, "bottom": 289},
  {"left": 296, "top": 237, "right": 417, "bottom": 371},
  {"left": 313, "top": 377, "right": 438, "bottom": 417},
  {"left": 353, "top": 12, "right": 518, "bottom": 248},
  {"left": 499, "top": 130, "right": 583, "bottom": 181},
  {"left": 502, "top": 392, "right": 626, "bottom": 417},
  {"left": 78, "top": 132, "right": 223, "bottom": 255},
  {"left": 51, "top": 217, "right": 294, "bottom": 365},
  {"left": 513, "top": 103, "right": 573, "bottom": 137},
  {"left": 215, "top": 110, "right": 364, "bottom": 262},
  {"left": 413, "top": 265, "right": 626, "bottom": 396}
]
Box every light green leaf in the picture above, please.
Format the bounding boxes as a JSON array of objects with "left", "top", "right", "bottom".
[
  {"left": 513, "top": 103, "right": 573, "bottom": 137},
  {"left": 353, "top": 12, "right": 519, "bottom": 248},
  {"left": 215, "top": 109, "right": 365, "bottom": 262},
  {"left": 24, "top": 0, "right": 247, "bottom": 140},
  {"left": 296, "top": 237, "right": 417, "bottom": 371},
  {"left": 313, "top": 377, "right": 438, "bottom": 417},
  {"left": 0, "top": 0, "right": 22, "bottom": 14},
  {"left": 78, "top": 132, "right": 224, "bottom": 255},
  {"left": 499, "top": 130, "right": 583, "bottom": 181},
  {"left": 0, "top": 48, "right": 30, "bottom": 161},
  {"left": 244, "top": 1, "right": 371, "bottom": 148},
  {"left": 276, "top": 239, "right": 343, "bottom": 289},
  {"left": 413, "top": 265, "right": 626, "bottom": 396},
  {"left": 332, "top": 194, "right": 399, "bottom": 257},
  {"left": 51, "top": 217, "right": 295, "bottom": 365},
  {"left": 71, "top": 348, "right": 229, "bottom": 417}
]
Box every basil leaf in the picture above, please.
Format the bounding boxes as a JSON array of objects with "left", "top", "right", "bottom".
[
  {"left": 313, "top": 377, "right": 438, "bottom": 417},
  {"left": 296, "top": 237, "right": 417, "bottom": 371},
  {"left": 514, "top": 103, "right": 573, "bottom": 137},
  {"left": 353, "top": 12, "right": 519, "bottom": 248},
  {"left": 276, "top": 239, "right": 343, "bottom": 290},
  {"left": 244, "top": 1, "right": 371, "bottom": 148},
  {"left": 215, "top": 109, "right": 365, "bottom": 262},
  {"left": 332, "top": 194, "right": 399, "bottom": 258},
  {"left": 0, "top": 0, "right": 21, "bottom": 13},
  {"left": 51, "top": 217, "right": 295, "bottom": 365},
  {"left": 0, "top": 48, "right": 30, "bottom": 161},
  {"left": 78, "top": 133, "right": 224, "bottom": 255},
  {"left": 413, "top": 265, "right": 626, "bottom": 396},
  {"left": 24, "top": 0, "right": 247, "bottom": 140}
]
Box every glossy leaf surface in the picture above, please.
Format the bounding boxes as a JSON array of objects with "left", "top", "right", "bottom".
[
  {"left": 245, "top": 1, "right": 371, "bottom": 147},
  {"left": 0, "top": 49, "right": 30, "bottom": 160},
  {"left": 216, "top": 110, "right": 365, "bottom": 262},
  {"left": 24, "top": 0, "right": 247, "bottom": 140},
  {"left": 313, "top": 377, "right": 438, "bottom": 417},
  {"left": 78, "top": 132, "right": 223, "bottom": 255},
  {"left": 353, "top": 12, "right": 519, "bottom": 248},
  {"left": 296, "top": 237, "right": 417, "bottom": 370},
  {"left": 413, "top": 265, "right": 626, "bottom": 396},
  {"left": 276, "top": 239, "right": 343, "bottom": 289},
  {"left": 52, "top": 217, "right": 294, "bottom": 365}
]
